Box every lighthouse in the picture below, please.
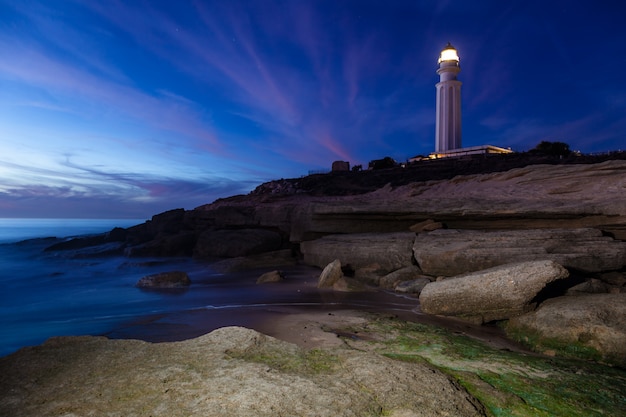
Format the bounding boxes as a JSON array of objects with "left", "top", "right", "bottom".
[{"left": 435, "top": 43, "right": 462, "bottom": 153}]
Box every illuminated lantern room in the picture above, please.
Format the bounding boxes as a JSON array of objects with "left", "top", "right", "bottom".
[{"left": 438, "top": 42, "right": 460, "bottom": 65}]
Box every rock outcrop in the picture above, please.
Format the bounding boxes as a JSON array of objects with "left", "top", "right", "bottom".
[
  {"left": 413, "top": 228, "right": 626, "bottom": 277},
  {"left": 136, "top": 271, "right": 191, "bottom": 288},
  {"left": 46, "top": 160, "right": 626, "bottom": 263},
  {"left": 38, "top": 159, "right": 626, "bottom": 363},
  {"left": 0, "top": 327, "right": 486, "bottom": 417},
  {"left": 301, "top": 232, "right": 416, "bottom": 283},
  {"left": 419, "top": 261, "right": 570, "bottom": 324},
  {"left": 505, "top": 294, "right": 626, "bottom": 365},
  {"left": 194, "top": 228, "right": 284, "bottom": 258}
]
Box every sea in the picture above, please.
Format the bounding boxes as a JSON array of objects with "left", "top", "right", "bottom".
[{"left": 0, "top": 218, "right": 420, "bottom": 357}]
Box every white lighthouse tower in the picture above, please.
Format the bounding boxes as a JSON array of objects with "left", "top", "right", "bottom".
[{"left": 435, "top": 43, "right": 462, "bottom": 153}]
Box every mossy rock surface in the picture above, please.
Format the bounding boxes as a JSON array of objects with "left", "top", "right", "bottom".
[{"left": 330, "top": 315, "right": 626, "bottom": 417}]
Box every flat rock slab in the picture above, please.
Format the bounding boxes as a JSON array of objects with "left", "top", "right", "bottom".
[
  {"left": 419, "top": 260, "right": 570, "bottom": 324},
  {"left": 0, "top": 327, "right": 485, "bottom": 417},
  {"left": 506, "top": 293, "right": 626, "bottom": 365},
  {"left": 413, "top": 228, "right": 626, "bottom": 276},
  {"left": 301, "top": 232, "right": 415, "bottom": 276}
]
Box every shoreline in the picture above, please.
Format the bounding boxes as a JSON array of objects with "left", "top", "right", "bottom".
[{"left": 102, "top": 289, "right": 531, "bottom": 355}]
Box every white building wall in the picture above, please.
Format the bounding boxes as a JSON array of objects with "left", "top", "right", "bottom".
[{"left": 435, "top": 80, "right": 462, "bottom": 152}]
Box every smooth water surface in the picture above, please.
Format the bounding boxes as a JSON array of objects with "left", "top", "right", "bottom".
[
  {"left": 0, "top": 218, "right": 144, "bottom": 244},
  {"left": 0, "top": 218, "right": 419, "bottom": 357}
]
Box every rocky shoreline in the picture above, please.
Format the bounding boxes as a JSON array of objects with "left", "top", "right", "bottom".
[
  {"left": 3, "top": 156, "right": 626, "bottom": 415},
  {"left": 42, "top": 158, "right": 626, "bottom": 363}
]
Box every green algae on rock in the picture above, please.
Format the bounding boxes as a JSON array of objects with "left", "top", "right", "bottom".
[{"left": 335, "top": 316, "right": 626, "bottom": 417}]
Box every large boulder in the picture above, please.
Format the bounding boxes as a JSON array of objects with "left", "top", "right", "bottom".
[
  {"left": 301, "top": 232, "right": 415, "bottom": 278},
  {"left": 194, "top": 228, "right": 283, "bottom": 258},
  {"left": 0, "top": 327, "right": 485, "bottom": 417},
  {"left": 419, "top": 260, "right": 570, "bottom": 324},
  {"left": 505, "top": 294, "right": 626, "bottom": 365},
  {"left": 136, "top": 271, "right": 191, "bottom": 288},
  {"left": 413, "top": 228, "right": 626, "bottom": 277}
]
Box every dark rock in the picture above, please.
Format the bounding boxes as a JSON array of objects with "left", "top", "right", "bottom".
[
  {"left": 194, "top": 229, "right": 283, "bottom": 259},
  {"left": 332, "top": 276, "right": 368, "bottom": 292},
  {"left": 378, "top": 265, "right": 424, "bottom": 289},
  {"left": 566, "top": 278, "right": 613, "bottom": 295},
  {"left": 210, "top": 249, "right": 297, "bottom": 273},
  {"left": 599, "top": 271, "right": 626, "bottom": 287},
  {"left": 409, "top": 219, "right": 443, "bottom": 232},
  {"left": 256, "top": 270, "right": 284, "bottom": 284},
  {"left": 136, "top": 271, "right": 191, "bottom": 288},
  {"left": 125, "top": 231, "right": 197, "bottom": 257},
  {"left": 147, "top": 208, "right": 186, "bottom": 235},
  {"left": 394, "top": 277, "right": 432, "bottom": 294}
]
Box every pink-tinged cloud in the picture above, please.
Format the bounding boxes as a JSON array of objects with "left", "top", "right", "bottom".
[{"left": 317, "top": 130, "right": 353, "bottom": 162}]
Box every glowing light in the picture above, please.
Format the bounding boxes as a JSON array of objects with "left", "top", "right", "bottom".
[{"left": 438, "top": 48, "right": 459, "bottom": 63}]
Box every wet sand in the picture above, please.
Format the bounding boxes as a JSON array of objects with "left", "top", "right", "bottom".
[{"left": 104, "top": 265, "right": 529, "bottom": 353}]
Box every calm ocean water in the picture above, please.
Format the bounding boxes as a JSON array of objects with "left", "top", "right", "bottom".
[
  {"left": 0, "top": 218, "right": 147, "bottom": 356},
  {"left": 0, "top": 218, "right": 419, "bottom": 357}
]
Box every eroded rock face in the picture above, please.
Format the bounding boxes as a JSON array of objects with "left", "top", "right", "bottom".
[
  {"left": 136, "top": 271, "right": 191, "bottom": 288},
  {"left": 419, "top": 261, "right": 570, "bottom": 324},
  {"left": 194, "top": 228, "right": 283, "bottom": 258},
  {"left": 0, "top": 327, "right": 486, "bottom": 417},
  {"left": 413, "top": 228, "right": 626, "bottom": 277},
  {"left": 301, "top": 232, "right": 415, "bottom": 278},
  {"left": 506, "top": 294, "right": 626, "bottom": 365}
]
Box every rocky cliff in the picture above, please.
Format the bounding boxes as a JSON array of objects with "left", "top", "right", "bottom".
[{"left": 44, "top": 157, "right": 626, "bottom": 363}]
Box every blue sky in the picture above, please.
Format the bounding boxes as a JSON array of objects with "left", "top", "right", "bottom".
[{"left": 1, "top": 1, "right": 625, "bottom": 219}]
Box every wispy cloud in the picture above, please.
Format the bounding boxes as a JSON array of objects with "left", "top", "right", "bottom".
[{"left": 2, "top": 1, "right": 624, "bottom": 218}]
